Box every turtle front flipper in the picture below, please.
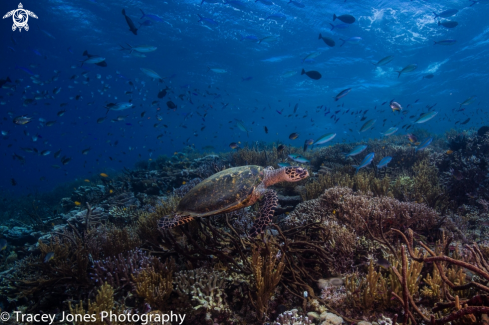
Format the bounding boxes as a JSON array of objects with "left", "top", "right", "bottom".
[
  {"left": 249, "top": 190, "right": 279, "bottom": 237},
  {"left": 158, "top": 214, "right": 194, "bottom": 230}
]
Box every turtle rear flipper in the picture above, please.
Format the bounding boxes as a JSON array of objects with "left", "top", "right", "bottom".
[
  {"left": 158, "top": 214, "right": 194, "bottom": 230},
  {"left": 249, "top": 190, "right": 278, "bottom": 237}
]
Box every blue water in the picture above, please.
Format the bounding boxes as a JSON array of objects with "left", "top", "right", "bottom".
[{"left": 0, "top": 0, "right": 486, "bottom": 193}]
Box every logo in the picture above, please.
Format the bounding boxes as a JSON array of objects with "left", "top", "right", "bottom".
[{"left": 3, "top": 3, "right": 38, "bottom": 32}]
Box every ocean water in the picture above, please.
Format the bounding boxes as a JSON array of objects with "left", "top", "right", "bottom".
[{"left": 0, "top": 0, "right": 485, "bottom": 194}]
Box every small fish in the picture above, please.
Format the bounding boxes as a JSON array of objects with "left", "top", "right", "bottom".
[
  {"left": 313, "top": 133, "right": 336, "bottom": 146},
  {"left": 264, "top": 126, "right": 268, "bottom": 134},
  {"left": 406, "top": 134, "right": 418, "bottom": 143},
  {"left": 158, "top": 87, "right": 170, "bottom": 98},
  {"left": 288, "top": 0, "right": 305, "bottom": 8},
  {"left": 390, "top": 101, "right": 402, "bottom": 112},
  {"left": 74, "top": 201, "right": 82, "bottom": 206},
  {"left": 334, "top": 88, "right": 351, "bottom": 101},
  {"left": 303, "top": 139, "right": 314, "bottom": 152},
  {"left": 229, "top": 142, "right": 240, "bottom": 149},
  {"left": 415, "top": 137, "right": 433, "bottom": 152},
  {"left": 373, "top": 55, "right": 394, "bottom": 66},
  {"left": 382, "top": 127, "right": 398, "bottom": 136},
  {"left": 198, "top": 14, "right": 218, "bottom": 26},
  {"left": 353, "top": 153, "right": 375, "bottom": 174},
  {"left": 423, "top": 74, "right": 435, "bottom": 79},
  {"left": 376, "top": 156, "right": 392, "bottom": 169},
  {"left": 44, "top": 252, "right": 55, "bottom": 263},
  {"left": 333, "top": 14, "right": 355, "bottom": 24},
  {"left": 82, "top": 148, "right": 91, "bottom": 155},
  {"left": 139, "top": 9, "right": 163, "bottom": 22},
  {"left": 140, "top": 68, "right": 163, "bottom": 81},
  {"left": 318, "top": 33, "right": 335, "bottom": 47},
  {"left": 376, "top": 257, "right": 391, "bottom": 269},
  {"left": 339, "top": 37, "right": 362, "bottom": 47},
  {"left": 395, "top": 64, "right": 417, "bottom": 78},
  {"left": 460, "top": 118, "right": 471, "bottom": 125},
  {"left": 446, "top": 150, "right": 454, "bottom": 154},
  {"left": 344, "top": 145, "right": 367, "bottom": 158},
  {"left": 13, "top": 116, "right": 32, "bottom": 125},
  {"left": 414, "top": 111, "right": 438, "bottom": 124},
  {"left": 0, "top": 239, "right": 6, "bottom": 251},
  {"left": 438, "top": 20, "right": 458, "bottom": 28},
  {"left": 289, "top": 132, "right": 299, "bottom": 140},
  {"left": 122, "top": 9, "right": 138, "bottom": 35},
  {"left": 278, "top": 162, "right": 291, "bottom": 167},
  {"left": 301, "top": 69, "right": 321, "bottom": 80},
  {"left": 359, "top": 119, "right": 376, "bottom": 132},
  {"left": 288, "top": 154, "right": 310, "bottom": 164},
  {"left": 277, "top": 144, "right": 285, "bottom": 153},
  {"left": 434, "top": 39, "right": 457, "bottom": 46},
  {"left": 100, "top": 173, "right": 109, "bottom": 177},
  {"left": 459, "top": 96, "right": 476, "bottom": 108}
]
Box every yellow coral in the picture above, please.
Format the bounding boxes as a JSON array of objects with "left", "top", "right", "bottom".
[
  {"left": 68, "top": 282, "right": 124, "bottom": 325},
  {"left": 133, "top": 266, "right": 173, "bottom": 310}
]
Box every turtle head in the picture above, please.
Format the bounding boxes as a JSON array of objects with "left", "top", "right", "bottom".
[{"left": 284, "top": 166, "right": 309, "bottom": 182}]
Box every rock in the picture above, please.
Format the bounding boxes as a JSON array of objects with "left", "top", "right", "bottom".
[
  {"left": 357, "top": 322, "right": 372, "bottom": 325},
  {"left": 4, "top": 226, "right": 38, "bottom": 245},
  {"left": 320, "top": 312, "right": 343, "bottom": 325},
  {"left": 307, "top": 311, "right": 321, "bottom": 320}
]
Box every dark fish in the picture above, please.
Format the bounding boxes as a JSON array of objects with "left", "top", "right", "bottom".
[
  {"left": 57, "top": 110, "right": 66, "bottom": 116},
  {"left": 167, "top": 101, "right": 177, "bottom": 109},
  {"left": 460, "top": 118, "right": 470, "bottom": 125},
  {"left": 438, "top": 20, "right": 458, "bottom": 28},
  {"left": 289, "top": 132, "right": 299, "bottom": 140},
  {"left": 293, "top": 103, "right": 299, "bottom": 113},
  {"left": 229, "top": 142, "right": 239, "bottom": 149},
  {"left": 97, "top": 117, "right": 105, "bottom": 124},
  {"left": 82, "top": 51, "right": 107, "bottom": 67},
  {"left": 333, "top": 14, "right": 355, "bottom": 24},
  {"left": 303, "top": 139, "right": 314, "bottom": 152},
  {"left": 318, "top": 33, "right": 335, "bottom": 47},
  {"left": 423, "top": 74, "right": 434, "bottom": 79},
  {"left": 122, "top": 9, "right": 138, "bottom": 35},
  {"left": 264, "top": 126, "right": 268, "bottom": 133},
  {"left": 11, "top": 178, "right": 16, "bottom": 186},
  {"left": 301, "top": 69, "right": 321, "bottom": 80},
  {"left": 0, "top": 77, "right": 11, "bottom": 88},
  {"left": 44, "top": 252, "right": 55, "bottom": 263},
  {"left": 277, "top": 144, "right": 285, "bottom": 153},
  {"left": 158, "top": 87, "right": 169, "bottom": 98},
  {"left": 377, "top": 257, "right": 390, "bottom": 269}
]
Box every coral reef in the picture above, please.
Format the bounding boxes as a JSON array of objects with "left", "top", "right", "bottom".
[{"left": 2, "top": 132, "right": 489, "bottom": 324}]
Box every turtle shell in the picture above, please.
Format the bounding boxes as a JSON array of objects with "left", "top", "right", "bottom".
[{"left": 177, "top": 165, "right": 265, "bottom": 217}]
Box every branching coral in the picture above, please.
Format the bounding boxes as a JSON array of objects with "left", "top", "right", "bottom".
[
  {"left": 392, "top": 228, "right": 489, "bottom": 324},
  {"left": 320, "top": 187, "right": 442, "bottom": 241},
  {"left": 132, "top": 262, "right": 174, "bottom": 310},
  {"left": 173, "top": 268, "right": 230, "bottom": 321},
  {"left": 249, "top": 239, "right": 285, "bottom": 322},
  {"left": 68, "top": 282, "right": 125, "bottom": 325}
]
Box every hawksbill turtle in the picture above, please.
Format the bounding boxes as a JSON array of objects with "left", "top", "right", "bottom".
[
  {"left": 158, "top": 165, "right": 309, "bottom": 237},
  {"left": 3, "top": 3, "right": 38, "bottom": 32}
]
